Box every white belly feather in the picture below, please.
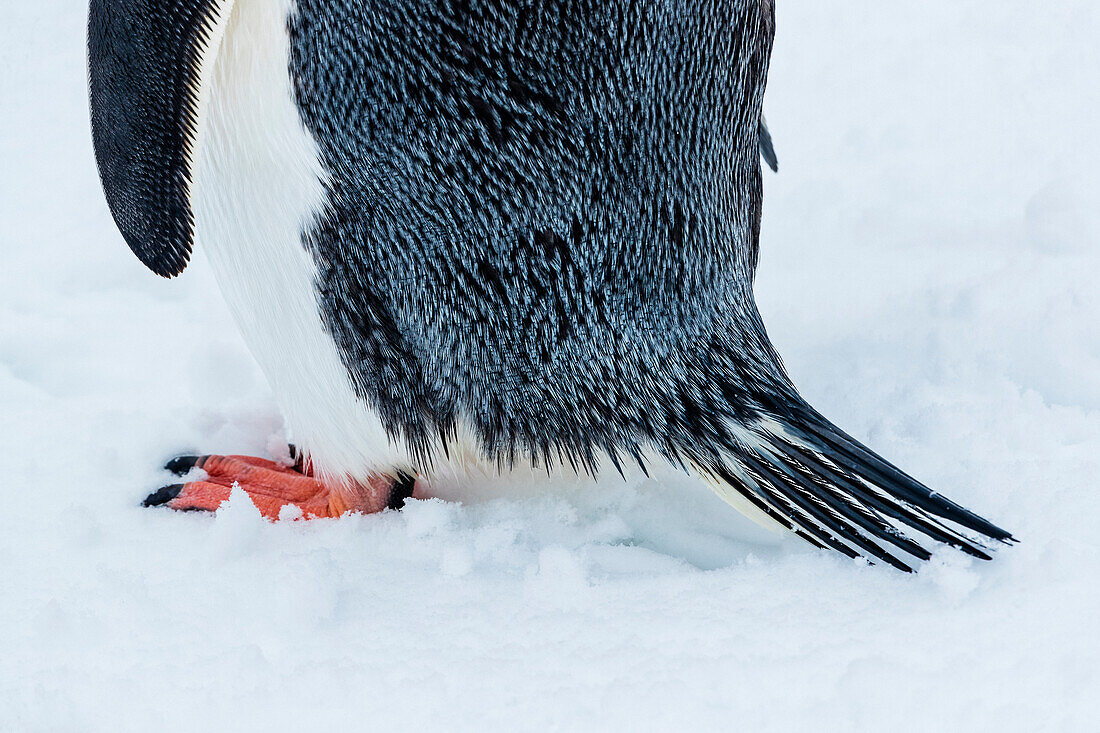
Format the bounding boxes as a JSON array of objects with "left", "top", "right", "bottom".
[{"left": 193, "top": 0, "right": 411, "bottom": 481}]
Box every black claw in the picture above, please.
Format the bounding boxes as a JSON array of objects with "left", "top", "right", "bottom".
[
  {"left": 143, "top": 483, "right": 184, "bottom": 507},
  {"left": 288, "top": 444, "right": 309, "bottom": 473},
  {"left": 164, "top": 455, "right": 203, "bottom": 476},
  {"left": 386, "top": 471, "right": 417, "bottom": 511}
]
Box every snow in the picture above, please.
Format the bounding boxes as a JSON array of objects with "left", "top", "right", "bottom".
[{"left": 2, "top": 1, "right": 1098, "bottom": 730}]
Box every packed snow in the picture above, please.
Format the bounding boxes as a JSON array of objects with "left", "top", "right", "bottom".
[{"left": 2, "top": 1, "right": 1098, "bottom": 730}]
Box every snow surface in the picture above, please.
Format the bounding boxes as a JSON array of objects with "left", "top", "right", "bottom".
[{"left": 2, "top": 1, "right": 1099, "bottom": 730}]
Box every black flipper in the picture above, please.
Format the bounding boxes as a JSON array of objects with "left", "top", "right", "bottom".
[{"left": 88, "top": 0, "right": 234, "bottom": 277}]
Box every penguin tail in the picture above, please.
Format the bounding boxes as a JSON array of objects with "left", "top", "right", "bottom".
[{"left": 693, "top": 399, "right": 1015, "bottom": 572}]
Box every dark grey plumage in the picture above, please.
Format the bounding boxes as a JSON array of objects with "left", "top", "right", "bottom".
[
  {"left": 292, "top": 0, "right": 773, "bottom": 458},
  {"left": 286, "top": 0, "right": 1011, "bottom": 569},
  {"left": 89, "top": 0, "right": 1013, "bottom": 570}
]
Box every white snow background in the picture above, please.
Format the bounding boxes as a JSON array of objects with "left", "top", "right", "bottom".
[{"left": 2, "top": 1, "right": 1099, "bottom": 730}]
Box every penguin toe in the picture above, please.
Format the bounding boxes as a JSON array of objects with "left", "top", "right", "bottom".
[
  {"left": 164, "top": 455, "right": 204, "bottom": 476},
  {"left": 142, "top": 453, "right": 407, "bottom": 518},
  {"left": 143, "top": 483, "right": 184, "bottom": 507}
]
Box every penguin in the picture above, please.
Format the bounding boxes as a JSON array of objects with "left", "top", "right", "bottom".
[{"left": 88, "top": 0, "right": 1012, "bottom": 571}]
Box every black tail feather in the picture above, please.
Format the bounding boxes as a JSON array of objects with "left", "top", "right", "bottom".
[
  {"left": 700, "top": 401, "right": 1014, "bottom": 571},
  {"left": 782, "top": 441, "right": 991, "bottom": 560},
  {"left": 741, "top": 452, "right": 917, "bottom": 572},
  {"left": 798, "top": 411, "right": 1014, "bottom": 542},
  {"left": 754, "top": 449, "right": 934, "bottom": 565}
]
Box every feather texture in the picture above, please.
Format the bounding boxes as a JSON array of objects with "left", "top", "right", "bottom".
[
  {"left": 88, "top": 0, "right": 235, "bottom": 276},
  {"left": 90, "top": 0, "right": 1012, "bottom": 568}
]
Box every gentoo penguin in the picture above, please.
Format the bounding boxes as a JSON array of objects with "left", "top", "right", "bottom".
[{"left": 88, "top": 0, "right": 1012, "bottom": 570}]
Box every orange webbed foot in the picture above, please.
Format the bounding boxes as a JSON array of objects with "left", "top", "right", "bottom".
[{"left": 144, "top": 453, "right": 415, "bottom": 519}]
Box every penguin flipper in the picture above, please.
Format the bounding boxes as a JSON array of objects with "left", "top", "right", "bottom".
[
  {"left": 88, "top": 0, "right": 235, "bottom": 277},
  {"left": 697, "top": 402, "right": 1014, "bottom": 572},
  {"left": 759, "top": 117, "right": 779, "bottom": 173}
]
